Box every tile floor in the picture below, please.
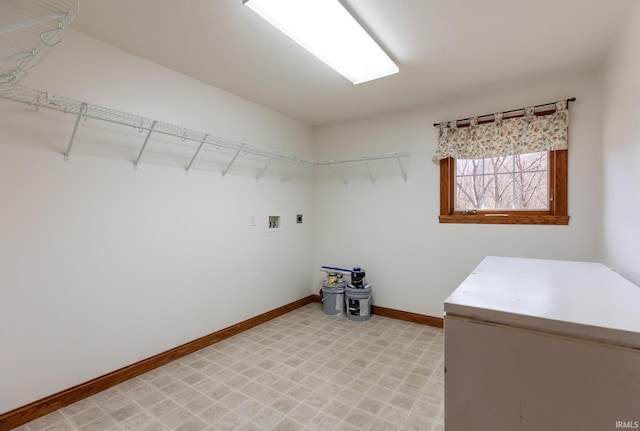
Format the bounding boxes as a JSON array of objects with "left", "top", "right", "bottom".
[{"left": 16, "top": 303, "right": 444, "bottom": 431}]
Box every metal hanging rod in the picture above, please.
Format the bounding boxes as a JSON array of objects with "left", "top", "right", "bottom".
[{"left": 432, "top": 97, "right": 576, "bottom": 127}]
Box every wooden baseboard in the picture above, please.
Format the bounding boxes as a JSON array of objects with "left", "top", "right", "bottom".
[
  {"left": 0, "top": 295, "right": 316, "bottom": 431},
  {"left": 313, "top": 293, "right": 443, "bottom": 328},
  {"left": 371, "top": 305, "right": 444, "bottom": 328}
]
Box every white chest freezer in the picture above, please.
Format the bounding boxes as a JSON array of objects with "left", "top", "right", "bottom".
[{"left": 444, "top": 256, "right": 640, "bottom": 431}]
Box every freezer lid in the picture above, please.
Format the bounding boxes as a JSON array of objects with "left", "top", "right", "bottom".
[{"left": 444, "top": 256, "right": 640, "bottom": 349}]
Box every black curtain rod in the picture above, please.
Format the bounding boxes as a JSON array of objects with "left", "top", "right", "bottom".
[{"left": 432, "top": 97, "right": 576, "bottom": 127}]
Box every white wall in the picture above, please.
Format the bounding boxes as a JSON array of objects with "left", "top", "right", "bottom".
[
  {"left": 313, "top": 72, "right": 603, "bottom": 318},
  {"left": 601, "top": 2, "right": 640, "bottom": 285},
  {"left": 0, "top": 30, "right": 315, "bottom": 413}
]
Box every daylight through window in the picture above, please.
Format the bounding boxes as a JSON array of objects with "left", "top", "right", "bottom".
[
  {"left": 455, "top": 151, "right": 548, "bottom": 211},
  {"left": 433, "top": 99, "right": 572, "bottom": 225}
]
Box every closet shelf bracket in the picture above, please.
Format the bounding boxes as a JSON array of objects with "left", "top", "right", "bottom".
[
  {"left": 256, "top": 161, "right": 271, "bottom": 182},
  {"left": 185, "top": 134, "right": 208, "bottom": 174},
  {"left": 339, "top": 165, "right": 348, "bottom": 186},
  {"left": 64, "top": 102, "right": 87, "bottom": 161},
  {"left": 365, "top": 161, "right": 376, "bottom": 185},
  {"left": 397, "top": 156, "right": 408, "bottom": 182},
  {"left": 222, "top": 144, "right": 245, "bottom": 177},
  {"left": 134, "top": 121, "right": 157, "bottom": 169}
]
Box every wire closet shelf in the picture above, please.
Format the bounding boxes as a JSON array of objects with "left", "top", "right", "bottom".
[
  {"left": 0, "top": 0, "right": 409, "bottom": 181},
  {"left": 0, "top": 84, "right": 409, "bottom": 181},
  {"left": 0, "top": 0, "right": 78, "bottom": 87},
  {"left": 0, "top": 85, "right": 315, "bottom": 164}
]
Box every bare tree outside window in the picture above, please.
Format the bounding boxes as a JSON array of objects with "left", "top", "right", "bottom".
[{"left": 455, "top": 151, "right": 548, "bottom": 211}]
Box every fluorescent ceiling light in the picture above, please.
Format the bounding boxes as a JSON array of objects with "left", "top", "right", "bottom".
[{"left": 244, "top": 0, "right": 398, "bottom": 84}]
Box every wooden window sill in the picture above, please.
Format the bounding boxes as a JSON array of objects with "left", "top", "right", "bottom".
[{"left": 438, "top": 214, "right": 570, "bottom": 225}]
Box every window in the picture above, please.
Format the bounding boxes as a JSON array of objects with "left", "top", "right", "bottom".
[
  {"left": 434, "top": 101, "right": 571, "bottom": 225},
  {"left": 456, "top": 152, "right": 549, "bottom": 211},
  {"left": 439, "top": 150, "right": 568, "bottom": 224}
]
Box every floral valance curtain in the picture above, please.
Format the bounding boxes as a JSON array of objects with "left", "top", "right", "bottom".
[{"left": 432, "top": 100, "right": 569, "bottom": 162}]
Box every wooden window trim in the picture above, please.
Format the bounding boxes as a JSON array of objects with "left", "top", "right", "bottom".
[{"left": 438, "top": 150, "right": 569, "bottom": 225}]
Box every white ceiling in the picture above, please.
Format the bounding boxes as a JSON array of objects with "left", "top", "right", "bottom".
[{"left": 69, "top": 0, "right": 631, "bottom": 125}]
